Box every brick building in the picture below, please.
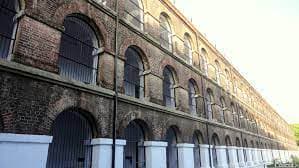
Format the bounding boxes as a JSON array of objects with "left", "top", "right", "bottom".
[{"left": 0, "top": 0, "right": 298, "bottom": 168}]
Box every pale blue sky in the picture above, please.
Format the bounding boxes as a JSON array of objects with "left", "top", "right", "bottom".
[{"left": 173, "top": 0, "right": 299, "bottom": 123}]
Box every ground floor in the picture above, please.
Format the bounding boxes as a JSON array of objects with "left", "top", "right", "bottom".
[{"left": 0, "top": 132, "right": 298, "bottom": 168}]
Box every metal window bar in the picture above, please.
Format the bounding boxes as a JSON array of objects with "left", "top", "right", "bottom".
[
  {"left": 0, "top": 1, "right": 18, "bottom": 59},
  {"left": 159, "top": 24, "right": 173, "bottom": 51},
  {"left": 124, "top": 62, "right": 144, "bottom": 98},
  {"left": 124, "top": 0, "right": 144, "bottom": 30},
  {"left": 58, "top": 28, "right": 99, "bottom": 84}
]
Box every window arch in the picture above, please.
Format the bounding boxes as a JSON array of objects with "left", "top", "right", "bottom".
[
  {"left": 58, "top": 16, "right": 99, "bottom": 84},
  {"left": 166, "top": 127, "right": 178, "bottom": 168},
  {"left": 163, "top": 66, "right": 176, "bottom": 108},
  {"left": 206, "top": 89, "right": 214, "bottom": 120},
  {"left": 0, "top": 0, "right": 19, "bottom": 59},
  {"left": 125, "top": 0, "right": 144, "bottom": 30},
  {"left": 211, "top": 134, "right": 220, "bottom": 167},
  {"left": 193, "top": 131, "right": 203, "bottom": 168},
  {"left": 183, "top": 33, "right": 192, "bottom": 64},
  {"left": 124, "top": 47, "right": 144, "bottom": 98},
  {"left": 220, "top": 97, "right": 226, "bottom": 123},
  {"left": 159, "top": 13, "right": 172, "bottom": 50},
  {"left": 46, "top": 110, "right": 94, "bottom": 168},
  {"left": 188, "top": 79, "right": 197, "bottom": 115},
  {"left": 124, "top": 120, "right": 146, "bottom": 168},
  {"left": 200, "top": 48, "right": 208, "bottom": 75}
]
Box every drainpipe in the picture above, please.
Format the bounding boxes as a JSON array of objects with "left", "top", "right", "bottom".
[
  {"left": 112, "top": 0, "right": 120, "bottom": 168},
  {"left": 200, "top": 75, "right": 212, "bottom": 167}
]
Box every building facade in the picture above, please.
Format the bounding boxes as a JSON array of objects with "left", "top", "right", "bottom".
[{"left": 0, "top": 0, "right": 298, "bottom": 168}]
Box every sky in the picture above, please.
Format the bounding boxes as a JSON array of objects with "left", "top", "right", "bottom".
[{"left": 172, "top": 0, "right": 299, "bottom": 124}]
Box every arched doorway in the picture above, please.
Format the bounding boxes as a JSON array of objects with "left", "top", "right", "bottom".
[
  {"left": 124, "top": 120, "right": 146, "bottom": 168},
  {"left": 46, "top": 110, "right": 93, "bottom": 168},
  {"left": 166, "top": 127, "right": 178, "bottom": 168}
]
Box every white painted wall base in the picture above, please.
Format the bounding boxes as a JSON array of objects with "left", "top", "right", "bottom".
[
  {"left": 177, "top": 143, "right": 195, "bottom": 168},
  {"left": 237, "top": 147, "right": 246, "bottom": 167},
  {"left": 227, "top": 146, "right": 239, "bottom": 168},
  {"left": 215, "top": 146, "right": 228, "bottom": 168},
  {"left": 144, "top": 141, "right": 167, "bottom": 168},
  {"left": 91, "top": 138, "right": 126, "bottom": 168},
  {"left": 0, "top": 133, "right": 52, "bottom": 168},
  {"left": 245, "top": 148, "right": 254, "bottom": 167},
  {"left": 200, "top": 144, "right": 212, "bottom": 168}
]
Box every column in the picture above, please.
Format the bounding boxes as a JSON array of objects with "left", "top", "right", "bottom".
[
  {"left": 245, "top": 148, "right": 254, "bottom": 167},
  {"left": 177, "top": 143, "right": 195, "bottom": 168},
  {"left": 215, "top": 146, "right": 229, "bottom": 168},
  {"left": 0, "top": 133, "right": 52, "bottom": 168},
  {"left": 91, "top": 138, "right": 126, "bottom": 168},
  {"left": 200, "top": 144, "right": 211, "bottom": 168},
  {"left": 237, "top": 147, "right": 246, "bottom": 167},
  {"left": 251, "top": 148, "right": 258, "bottom": 166},
  {"left": 227, "top": 146, "right": 239, "bottom": 168},
  {"left": 144, "top": 141, "right": 168, "bottom": 168}
]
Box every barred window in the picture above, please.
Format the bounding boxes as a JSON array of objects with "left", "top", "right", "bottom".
[
  {"left": 166, "top": 127, "right": 178, "bottom": 168},
  {"left": 163, "top": 66, "right": 175, "bottom": 108},
  {"left": 184, "top": 34, "right": 192, "bottom": 64},
  {"left": 206, "top": 89, "right": 214, "bottom": 120},
  {"left": 125, "top": 0, "right": 144, "bottom": 30},
  {"left": 159, "top": 14, "right": 172, "bottom": 50},
  {"left": 0, "top": 0, "right": 19, "bottom": 59},
  {"left": 124, "top": 121, "right": 145, "bottom": 168},
  {"left": 58, "top": 16, "right": 99, "bottom": 84},
  {"left": 188, "top": 80, "right": 197, "bottom": 115},
  {"left": 124, "top": 47, "right": 144, "bottom": 98}
]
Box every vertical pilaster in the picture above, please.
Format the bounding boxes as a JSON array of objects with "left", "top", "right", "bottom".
[
  {"left": 237, "top": 147, "right": 246, "bottom": 167},
  {"left": 215, "top": 146, "right": 228, "bottom": 168},
  {"left": 144, "top": 141, "right": 168, "bottom": 168},
  {"left": 227, "top": 146, "right": 239, "bottom": 168},
  {"left": 177, "top": 143, "right": 195, "bottom": 168},
  {"left": 199, "top": 144, "right": 211, "bottom": 168},
  {"left": 245, "top": 148, "right": 254, "bottom": 167},
  {"left": 0, "top": 133, "right": 52, "bottom": 168},
  {"left": 91, "top": 138, "right": 126, "bottom": 168}
]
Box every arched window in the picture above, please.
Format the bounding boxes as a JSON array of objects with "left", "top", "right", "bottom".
[
  {"left": 206, "top": 89, "right": 214, "bottom": 120},
  {"left": 159, "top": 13, "right": 172, "bottom": 50},
  {"left": 200, "top": 48, "right": 208, "bottom": 75},
  {"left": 188, "top": 79, "right": 197, "bottom": 115},
  {"left": 225, "top": 69, "right": 231, "bottom": 91},
  {"left": 46, "top": 110, "right": 93, "bottom": 168},
  {"left": 124, "top": 47, "right": 144, "bottom": 98},
  {"left": 215, "top": 60, "right": 221, "bottom": 84},
  {"left": 125, "top": 0, "right": 144, "bottom": 30},
  {"left": 193, "top": 132, "right": 203, "bottom": 168},
  {"left": 211, "top": 134, "right": 220, "bottom": 167},
  {"left": 220, "top": 97, "right": 226, "bottom": 123},
  {"left": 166, "top": 127, "right": 178, "bottom": 168},
  {"left": 58, "top": 16, "right": 99, "bottom": 84},
  {"left": 0, "top": 0, "right": 19, "bottom": 59},
  {"left": 163, "top": 66, "right": 176, "bottom": 108},
  {"left": 184, "top": 34, "right": 192, "bottom": 64},
  {"left": 124, "top": 121, "right": 145, "bottom": 168}
]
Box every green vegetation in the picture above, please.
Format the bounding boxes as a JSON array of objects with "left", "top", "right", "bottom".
[{"left": 291, "top": 124, "right": 299, "bottom": 146}]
